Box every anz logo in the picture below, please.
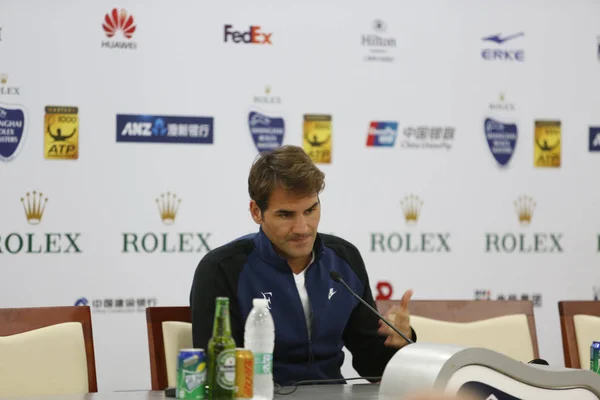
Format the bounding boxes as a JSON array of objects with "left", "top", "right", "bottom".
[{"left": 481, "top": 32, "right": 525, "bottom": 62}]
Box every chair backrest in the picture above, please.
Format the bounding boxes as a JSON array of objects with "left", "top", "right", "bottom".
[
  {"left": 0, "top": 306, "right": 97, "bottom": 396},
  {"left": 377, "top": 300, "right": 539, "bottom": 362},
  {"left": 558, "top": 301, "right": 600, "bottom": 368},
  {"left": 146, "top": 306, "right": 192, "bottom": 390}
]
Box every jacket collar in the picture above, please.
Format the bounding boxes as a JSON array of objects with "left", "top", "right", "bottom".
[{"left": 253, "top": 227, "right": 325, "bottom": 272}]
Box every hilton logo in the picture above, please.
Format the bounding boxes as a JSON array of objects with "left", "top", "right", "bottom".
[
  {"left": 485, "top": 196, "right": 563, "bottom": 253},
  {"left": 0, "top": 191, "right": 82, "bottom": 254},
  {"left": 122, "top": 192, "right": 212, "bottom": 253},
  {"left": 370, "top": 195, "right": 451, "bottom": 253}
]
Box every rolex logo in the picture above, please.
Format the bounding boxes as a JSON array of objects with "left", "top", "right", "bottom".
[
  {"left": 122, "top": 193, "right": 211, "bottom": 254},
  {"left": 371, "top": 197, "right": 451, "bottom": 253},
  {"left": 21, "top": 191, "right": 48, "bottom": 225},
  {"left": 514, "top": 195, "right": 535, "bottom": 226},
  {"left": 0, "top": 190, "right": 82, "bottom": 255},
  {"left": 485, "top": 196, "right": 563, "bottom": 253},
  {"left": 156, "top": 192, "right": 181, "bottom": 225},
  {"left": 253, "top": 85, "right": 281, "bottom": 104},
  {"left": 401, "top": 194, "right": 423, "bottom": 225},
  {"left": 0, "top": 74, "right": 7, "bottom": 85}
]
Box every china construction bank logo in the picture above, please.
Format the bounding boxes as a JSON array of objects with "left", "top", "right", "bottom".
[
  {"left": 0, "top": 191, "right": 82, "bottom": 255},
  {"left": 474, "top": 289, "right": 542, "bottom": 307},
  {"left": 224, "top": 25, "right": 272, "bottom": 44},
  {"left": 101, "top": 8, "right": 137, "bottom": 50},
  {"left": 370, "top": 195, "right": 451, "bottom": 253},
  {"left": 75, "top": 297, "right": 157, "bottom": 313},
  {"left": 485, "top": 196, "right": 563, "bottom": 253},
  {"left": 116, "top": 114, "right": 214, "bottom": 144},
  {"left": 122, "top": 192, "right": 212, "bottom": 254}
]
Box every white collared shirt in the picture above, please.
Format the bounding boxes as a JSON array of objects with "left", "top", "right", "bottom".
[{"left": 292, "top": 251, "right": 315, "bottom": 338}]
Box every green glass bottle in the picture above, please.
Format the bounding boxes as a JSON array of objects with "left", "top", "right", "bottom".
[{"left": 207, "top": 297, "right": 236, "bottom": 400}]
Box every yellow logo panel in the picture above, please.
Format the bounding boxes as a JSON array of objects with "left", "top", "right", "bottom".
[
  {"left": 44, "top": 106, "right": 79, "bottom": 160},
  {"left": 534, "top": 120, "right": 560, "bottom": 167},
  {"left": 303, "top": 114, "right": 332, "bottom": 164}
]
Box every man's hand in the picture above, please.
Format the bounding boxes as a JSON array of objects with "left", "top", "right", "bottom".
[{"left": 377, "top": 289, "right": 413, "bottom": 348}]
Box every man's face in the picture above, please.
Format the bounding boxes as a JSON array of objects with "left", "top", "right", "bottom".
[{"left": 250, "top": 186, "right": 321, "bottom": 261}]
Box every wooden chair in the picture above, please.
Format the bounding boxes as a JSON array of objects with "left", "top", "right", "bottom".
[
  {"left": 558, "top": 301, "right": 600, "bottom": 368},
  {"left": 377, "top": 300, "right": 539, "bottom": 362},
  {"left": 0, "top": 306, "right": 98, "bottom": 396},
  {"left": 146, "top": 306, "right": 192, "bottom": 390}
]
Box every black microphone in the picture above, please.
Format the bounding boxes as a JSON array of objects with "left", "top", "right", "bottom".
[{"left": 329, "top": 271, "right": 414, "bottom": 344}]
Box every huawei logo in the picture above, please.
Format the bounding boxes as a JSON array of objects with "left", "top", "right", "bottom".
[{"left": 102, "top": 8, "right": 136, "bottom": 39}]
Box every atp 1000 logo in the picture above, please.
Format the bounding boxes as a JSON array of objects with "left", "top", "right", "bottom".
[{"left": 121, "top": 192, "right": 212, "bottom": 253}]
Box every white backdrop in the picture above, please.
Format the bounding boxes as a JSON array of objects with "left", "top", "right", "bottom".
[{"left": 1, "top": 0, "right": 599, "bottom": 392}]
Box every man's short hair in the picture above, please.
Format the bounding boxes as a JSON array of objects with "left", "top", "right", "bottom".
[{"left": 248, "top": 145, "right": 325, "bottom": 213}]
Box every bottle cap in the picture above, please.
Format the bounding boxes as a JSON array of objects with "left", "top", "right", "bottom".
[{"left": 253, "top": 298, "right": 269, "bottom": 308}]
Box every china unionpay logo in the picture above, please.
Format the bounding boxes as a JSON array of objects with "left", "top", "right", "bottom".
[
  {"left": 366, "top": 121, "right": 398, "bottom": 147},
  {"left": 116, "top": 114, "right": 214, "bottom": 144}
]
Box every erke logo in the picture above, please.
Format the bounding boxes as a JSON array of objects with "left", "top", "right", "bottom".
[
  {"left": 481, "top": 32, "right": 525, "bottom": 62},
  {"left": 482, "top": 32, "right": 524, "bottom": 44},
  {"left": 224, "top": 25, "right": 272, "bottom": 44}
]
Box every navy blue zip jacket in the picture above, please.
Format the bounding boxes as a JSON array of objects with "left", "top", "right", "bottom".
[{"left": 189, "top": 228, "right": 416, "bottom": 386}]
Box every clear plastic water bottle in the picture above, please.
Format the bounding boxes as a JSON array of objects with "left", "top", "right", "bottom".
[{"left": 244, "top": 298, "right": 275, "bottom": 400}]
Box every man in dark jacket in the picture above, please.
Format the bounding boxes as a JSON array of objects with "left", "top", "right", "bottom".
[{"left": 190, "top": 145, "right": 416, "bottom": 386}]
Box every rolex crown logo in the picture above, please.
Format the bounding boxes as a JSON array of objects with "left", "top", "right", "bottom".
[
  {"left": 21, "top": 191, "right": 48, "bottom": 225},
  {"left": 400, "top": 194, "right": 423, "bottom": 225},
  {"left": 156, "top": 192, "right": 181, "bottom": 225},
  {"left": 0, "top": 74, "right": 7, "bottom": 85},
  {"left": 514, "top": 195, "right": 536, "bottom": 226},
  {"left": 265, "top": 85, "right": 271, "bottom": 95}
]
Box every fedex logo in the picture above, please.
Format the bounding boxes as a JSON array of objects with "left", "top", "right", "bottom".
[
  {"left": 224, "top": 25, "right": 272, "bottom": 44},
  {"left": 366, "top": 121, "right": 398, "bottom": 147}
]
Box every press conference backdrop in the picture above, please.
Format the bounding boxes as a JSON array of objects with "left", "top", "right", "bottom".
[{"left": 1, "top": 0, "right": 600, "bottom": 391}]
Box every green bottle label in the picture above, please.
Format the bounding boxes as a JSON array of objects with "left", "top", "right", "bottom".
[
  {"left": 254, "top": 353, "right": 273, "bottom": 375},
  {"left": 216, "top": 349, "right": 236, "bottom": 390}
]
